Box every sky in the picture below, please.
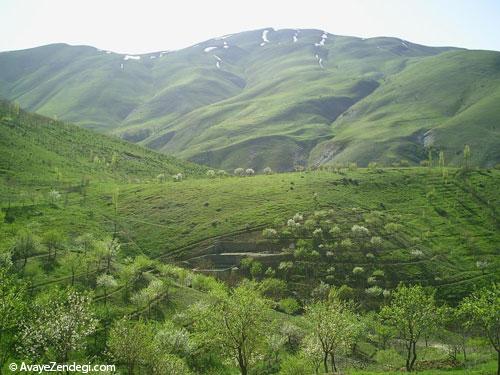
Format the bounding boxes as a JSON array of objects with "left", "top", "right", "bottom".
[{"left": 0, "top": 0, "right": 499, "bottom": 54}]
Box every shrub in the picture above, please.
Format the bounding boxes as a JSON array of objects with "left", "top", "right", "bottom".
[
  {"left": 245, "top": 168, "right": 255, "bottom": 176},
  {"left": 279, "top": 298, "right": 301, "bottom": 315},
  {"left": 304, "top": 219, "right": 316, "bottom": 231},
  {"left": 329, "top": 225, "right": 341, "bottom": 237},
  {"left": 217, "top": 169, "right": 227, "bottom": 176},
  {"left": 352, "top": 266, "right": 364, "bottom": 275},
  {"left": 156, "top": 173, "right": 165, "bottom": 183},
  {"left": 293, "top": 213, "right": 303, "bottom": 222},
  {"left": 351, "top": 224, "right": 370, "bottom": 237},
  {"left": 341, "top": 238, "right": 353, "bottom": 249},
  {"left": 370, "top": 236, "right": 383, "bottom": 247},
  {"left": 365, "top": 286, "right": 383, "bottom": 296},
  {"left": 262, "top": 228, "right": 278, "bottom": 239},
  {"left": 206, "top": 170, "right": 216, "bottom": 178},
  {"left": 263, "top": 166, "right": 273, "bottom": 175},
  {"left": 384, "top": 222, "right": 401, "bottom": 234},
  {"left": 172, "top": 173, "right": 183, "bottom": 182},
  {"left": 312, "top": 228, "right": 322, "bottom": 238}
]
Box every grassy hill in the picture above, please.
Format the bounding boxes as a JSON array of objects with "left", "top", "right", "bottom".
[
  {"left": 0, "top": 100, "right": 205, "bottom": 191},
  {"left": 1, "top": 29, "right": 499, "bottom": 170},
  {"left": 0, "top": 106, "right": 498, "bottom": 374}
]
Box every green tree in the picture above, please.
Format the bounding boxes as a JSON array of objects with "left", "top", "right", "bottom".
[
  {"left": 190, "top": 283, "right": 271, "bottom": 375},
  {"left": 380, "top": 284, "right": 443, "bottom": 371},
  {"left": 304, "top": 294, "right": 359, "bottom": 373},
  {"left": 59, "top": 251, "right": 83, "bottom": 286},
  {"left": 0, "top": 266, "right": 27, "bottom": 366},
  {"left": 463, "top": 144, "right": 471, "bottom": 170},
  {"left": 97, "top": 274, "right": 118, "bottom": 306},
  {"left": 459, "top": 284, "right": 500, "bottom": 375},
  {"left": 42, "top": 230, "right": 65, "bottom": 260},
  {"left": 11, "top": 230, "right": 39, "bottom": 270},
  {"left": 108, "top": 318, "right": 153, "bottom": 375}
]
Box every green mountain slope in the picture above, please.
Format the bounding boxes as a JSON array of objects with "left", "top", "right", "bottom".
[
  {"left": 0, "top": 28, "right": 499, "bottom": 169},
  {"left": 309, "top": 50, "right": 500, "bottom": 168},
  {"left": 0, "top": 100, "right": 205, "bottom": 188}
]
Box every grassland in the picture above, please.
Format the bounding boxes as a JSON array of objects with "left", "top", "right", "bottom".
[{"left": 0, "top": 105, "right": 498, "bottom": 374}]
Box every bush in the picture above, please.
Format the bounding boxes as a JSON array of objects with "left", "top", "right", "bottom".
[
  {"left": 262, "top": 228, "right": 278, "bottom": 239},
  {"left": 279, "top": 298, "right": 301, "bottom": 315},
  {"left": 263, "top": 166, "right": 273, "bottom": 175},
  {"left": 206, "top": 170, "right": 216, "bottom": 178},
  {"left": 245, "top": 168, "right": 255, "bottom": 176},
  {"left": 172, "top": 173, "right": 183, "bottom": 182},
  {"left": 352, "top": 266, "right": 365, "bottom": 275}
]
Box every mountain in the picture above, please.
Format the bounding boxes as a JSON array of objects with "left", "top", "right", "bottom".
[
  {"left": 0, "top": 28, "right": 499, "bottom": 170},
  {"left": 0, "top": 100, "right": 205, "bottom": 188}
]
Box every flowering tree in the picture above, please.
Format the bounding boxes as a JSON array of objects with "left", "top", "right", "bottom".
[
  {"left": 97, "top": 274, "right": 118, "bottom": 305},
  {"left": 19, "top": 289, "right": 97, "bottom": 362}
]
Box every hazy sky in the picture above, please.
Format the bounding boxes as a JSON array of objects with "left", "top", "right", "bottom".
[{"left": 1, "top": 0, "right": 499, "bottom": 53}]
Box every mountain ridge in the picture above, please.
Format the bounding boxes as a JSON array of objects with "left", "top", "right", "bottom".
[{"left": 1, "top": 28, "right": 498, "bottom": 170}]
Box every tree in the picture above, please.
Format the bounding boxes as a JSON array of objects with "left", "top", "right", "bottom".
[
  {"left": 96, "top": 237, "right": 120, "bottom": 273},
  {"left": 11, "top": 230, "right": 39, "bottom": 270},
  {"left": 463, "top": 144, "right": 471, "bottom": 170},
  {"left": 19, "top": 289, "right": 97, "bottom": 362},
  {"left": 459, "top": 284, "right": 500, "bottom": 375},
  {"left": 97, "top": 274, "right": 118, "bottom": 305},
  {"left": 75, "top": 233, "right": 95, "bottom": 254},
  {"left": 305, "top": 294, "right": 359, "bottom": 373},
  {"left": 0, "top": 266, "right": 27, "bottom": 366},
  {"left": 59, "top": 251, "right": 83, "bottom": 286},
  {"left": 190, "top": 283, "right": 271, "bottom": 375},
  {"left": 132, "top": 278, "right": 168, "bottom": 318},
  {"left": 380, "top": 284, "right": 443, "bottom": 371},
  {"left": 42, "top": 230, "right": 65, "bottom": 260},
  {"left": 108, "top": 318, "right": 153, "bottom": 375}
]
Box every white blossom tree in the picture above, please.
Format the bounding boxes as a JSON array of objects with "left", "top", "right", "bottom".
[{"left": 19, "top": 289, "right": 98, "bottom": 362}]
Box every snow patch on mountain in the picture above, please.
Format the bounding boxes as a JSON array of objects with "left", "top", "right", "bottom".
[
  {"left": 315, "top": 32, "right": 328, "bottom": 47},
  {"left": 223, "top": 41, "right": 229, "bottom": 49},
  {"left": 315, "top": 54, "right": 324, "bottom": 69},
  {"left": 260, "top": 29, "right": 271, "bottom": 46},
  {"left": 214, "top": 55, "right": 222, "bottom": 69},
  {"left": 204, "top": 46, "right": 217, "bottom": 52},
  {"left": 124, "top": 55, "right": 141, "bottom": 60},
  {"left": 293, "top": 30, "right": 299, "bottom": 43}
]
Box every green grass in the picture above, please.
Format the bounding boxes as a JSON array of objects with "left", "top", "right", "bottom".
[{"left": 0, "top": 105, "right": 498, "bottom": 374}]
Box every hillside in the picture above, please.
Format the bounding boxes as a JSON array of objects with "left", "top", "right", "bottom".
[
  {"left": 1, "top": 29, "right": 499, "bottom": 170},
  {"left": 0, "top": 100, "right": 205, "bottom": 189},
  {"left": 0, "top": 105, "right": 498, "bottom": 374}
]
